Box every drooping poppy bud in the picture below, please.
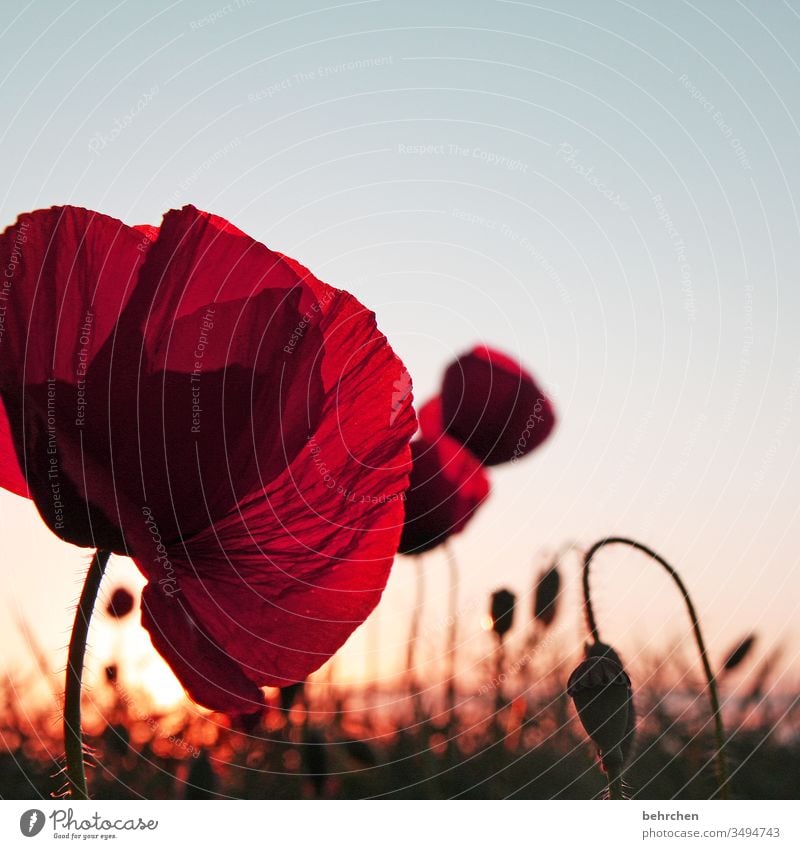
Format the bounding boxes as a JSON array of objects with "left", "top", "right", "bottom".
[
  {"left": 722, "top": 634, "right": 756, "bottom": 673},
  {"left": 490, "top": 588, "right": 516, "bottom": 639},
  {"left": 436, "top": 346, "right": 556, "bottom": 466},
  {"left": 106, "top": 587, "right": 134, "bottom": 619},
  {"left": 533, "top": 565, "right": 561, "bottom": 628},
  {"left": 567, "top": 642, "right": 634, "bottom": 773}
]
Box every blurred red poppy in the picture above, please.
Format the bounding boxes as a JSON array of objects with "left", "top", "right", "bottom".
[
  {"left": 429, "top": 345, "right": 555, "bottom": 466},
  {"left": 398, "top": 400, "right": 489, "bottom": 554},
  {"left": 0, "top": 205, "right": 415, "bottom": 714}
]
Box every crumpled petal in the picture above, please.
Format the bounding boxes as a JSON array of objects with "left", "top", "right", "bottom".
[
  {"left": 134, "top": 278, "right": 415, "bottom": 708},
  {"left": 0, "top": 206, "right": 151, "bottom": 549},
  {"left": 0, "top": 205, "right": 415, "bottom": 714}
]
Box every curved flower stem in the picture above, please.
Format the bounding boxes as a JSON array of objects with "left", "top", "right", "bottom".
[
  {"left": 582, "top": 536, "right": 730, "bottom": 799},
  {"left": 64, "top": 549, "right": 111, "bottom": 799}
]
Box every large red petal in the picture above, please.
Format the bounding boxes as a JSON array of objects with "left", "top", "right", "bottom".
[
  {"left": 86, "top": 206, "right": 332, "bottom": 549},
  {"left": 0, "top": 207, "right": 150, "bottom": 547},
  {"left": 140, "top": 582, "right": 266, "bottom": 715},
  {"left": 0, "top": 398, "right": 28, "bottom": 498},
  {"left": 136, "top": 287, "right": 415, "bottom": 708}
]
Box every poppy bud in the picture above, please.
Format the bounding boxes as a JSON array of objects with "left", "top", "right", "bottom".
[
  {"left": 302, "top": 727, "right": 329, "bottom": 798},
  {"left": 106, "top": 587, "right": 134, "bottom": 619},
  {"left": 185, "top": 749, "right": 218, "bottom": 799},
  {"left": 343, "top": 738, "right": 378, "bottom": 767},
  {"left": 722, "top": 634, "right": 756, "bottom": 673},
  {"left": 490, "top": 588, "right": 516, "bottom": 638},
  {"left": 438, "top": 346, "right": 556, "bottom": 466},
  {"left": 533, "top": 565, "right": 561, "bottom": 627},
  {"left": 279, "top": 681, "right": 305, "bottom": 713},
  {"left": 567, "top": 644, "right": 633, "bottom": 772}
]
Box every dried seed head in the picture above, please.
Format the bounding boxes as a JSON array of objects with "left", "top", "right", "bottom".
[
  {"left": 568, "top": 644, "right": 633, "bottom": 772},
  {"left": 722, "top": 634, "right": 757, "bottom": 673},
  {"left": 490, "top": 588, "right": 516, "bottom": 638},
  {"left": 533, "top": 565, "right": 561, "bottom": 627}
]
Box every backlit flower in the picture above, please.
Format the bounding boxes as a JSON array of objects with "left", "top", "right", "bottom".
[
  {"left": 398, "top": 400, "right": 490, "bottom": 554},
  {"left": 0, "top": 205, "right": 415, "bottom": 714},
  {"left": 432, "top": 345, "right": 555, "bottom": 465}
]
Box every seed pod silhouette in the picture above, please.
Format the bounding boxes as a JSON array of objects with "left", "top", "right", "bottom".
[
  {"left": 722, "top": 634, "right": 756, "bottom": 674},
  {"left": 106, "top": 587, "right": 134, "bottom": 619},
  {"left": 568, "top": 642, "right": 634, "bottom": 774},
  {"left": 302, "top": 726, "right": 329, "bottom": 798},
  {"left": 279, "top": 681, "right": 306, "bottom": 714},
  {"left": 490, "top": 589, "right": 516, "bottom": 639},
  {"left": 185, "top": 749, "right": 217, "bottom": 799},
  {"left": 343, "top": 738, "right": 378, "bottom": 767},
  {"left": 533, "top": 565, "right": 561, "bottom": 627}
]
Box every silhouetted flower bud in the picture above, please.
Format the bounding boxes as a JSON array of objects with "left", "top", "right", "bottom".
[
  {"left": 279, "top": 681, "right": 306, "bottom": 714},
  {"left": 343, "top": 738, "right": 378, "bottom": 767},
  {"left": 106, "top": 587, "right": 134, "bottom": 619},
  {"left": 490, "top": 589, "right": 516, "bottom": 638},
  {"left": 722, "top": 634, "right": 756, "bottom": 673},
  {"left": 567, "top": 642, "right": 633, "bottom": 772},
  {"left": 185, "top": 749, "right": 217, "bottom": 799},
  {"left": 533, "top": 565, "right": 561, "bottom": 627},
  {"left": 302, "top": 727, "right": 329, "bottom": 798}
]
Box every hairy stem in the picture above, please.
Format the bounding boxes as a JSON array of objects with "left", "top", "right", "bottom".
[
  {"left": 582, "top": 536, "right": 730, "bottom": 799},
  {"left": 64, "top": 550, "right": 110, "bottom": 799}
]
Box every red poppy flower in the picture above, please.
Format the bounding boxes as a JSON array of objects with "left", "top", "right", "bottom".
[
  {"left": 0, "top": 205, "right": 415, "bottom": 714},
  {"left": 398, "top": 399, "right": 489, "bottom": 555},
  {"left": 428, "top": 345, "right": 555, "bottom": 466}
]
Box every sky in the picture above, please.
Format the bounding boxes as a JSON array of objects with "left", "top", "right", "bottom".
[{"left": 1, "top": 0, "right": 799, "bottom": 710}]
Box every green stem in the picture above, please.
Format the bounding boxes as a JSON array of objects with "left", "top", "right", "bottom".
[
  {"left": 582, "top": 537, "right": 730, "bottom": 799},
  {"left": 64, "top": 550, "right": 110, "bottom": 799}
]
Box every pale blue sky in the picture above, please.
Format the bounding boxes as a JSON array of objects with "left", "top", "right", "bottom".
[{"left": 1, "top": 0, "right": 799, "bottom": 704}]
